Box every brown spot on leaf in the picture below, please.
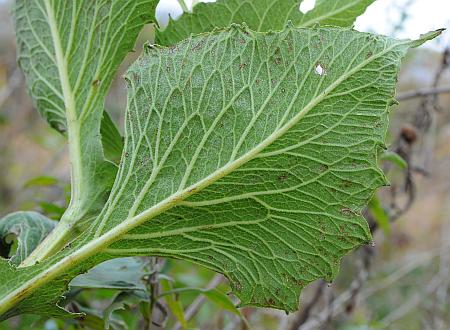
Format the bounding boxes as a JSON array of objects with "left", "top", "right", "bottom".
[
  {"left": 192, "top": 42, "right": 204, "bottom": 51},
  {"left": 341, "top": 180, "right": 352, "bottom": 188},
  {"left": 341, "top": 208, "right": 357, "bottom": 217},
  {"left": 277, "top": 174, "right": 288, "bottom": 181},
  {"left": 319, "top": 164, "right": 329, "bottom": 172}
]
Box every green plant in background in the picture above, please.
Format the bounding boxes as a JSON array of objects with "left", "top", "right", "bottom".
[{"left": 0, "top": 0, "right": 442, "bottom": 327}]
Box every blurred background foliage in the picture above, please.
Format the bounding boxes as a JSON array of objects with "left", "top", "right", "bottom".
[{"left": 0, "top": 0, "right": 450, "bottom": 329}]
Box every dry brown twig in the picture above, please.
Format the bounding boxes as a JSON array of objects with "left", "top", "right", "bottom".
[
  {"left": 396, "top": 85, "right": 450, "bottom": 101},
  {"left": 0, "top": 67, "right": 22, "bottom": 109}
]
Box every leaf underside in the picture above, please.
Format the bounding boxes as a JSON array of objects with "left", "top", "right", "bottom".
[
  {"left": 14, "top": 0, "right": 156, "bottom": 133},
  {"left": 0, "top": 212, "right": 56, "bottom": 266},
  {"left": 156, "top": 0, "right": 376, "bottom": 45},
  {"left": 1, "top": 26, "right": 440, "bottom": 320},
  {"left": 100, "top": 26, "right": 393, "bottom": 311},
  {"left": 12, "top": 0, "right": 157, "bottom": 245}
]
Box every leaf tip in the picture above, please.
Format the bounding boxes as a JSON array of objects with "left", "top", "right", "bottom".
[{"left": 410, "top": 29, "right": 445, "bottom": 48}]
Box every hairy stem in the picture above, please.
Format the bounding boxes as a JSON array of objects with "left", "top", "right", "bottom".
[
  {"left": 20, "top": 206, "right": 82, "bottom": 267},
  {"left": 19, "top": 0, "right": 106, "bottom": 266}
]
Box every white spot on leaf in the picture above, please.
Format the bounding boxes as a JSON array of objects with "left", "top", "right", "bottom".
[
  {"left": 315, "top": 64, "right": 326, "bottom": 76},
  {"left": 299, "top": 0, "right": 316, "bottom": 14}
]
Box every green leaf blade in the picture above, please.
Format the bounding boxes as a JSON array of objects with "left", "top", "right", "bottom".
[
  {"left": 156, "top": 0, "right": 376, "bottom": 46},
  {"left": 0, "top": 27, "right": 441, "bottom": 318},
  {"left": 161, "top": 279, "right": 188, "bottom": 329},
  {"left": 71, "top": 257, "right": 148, "bottom": 290},
  {"left": 97, "top": 26, "right": 409, "bottom": 311},
  {"left": 13, "top": 0, "right": 158, "bottom": 262},
  {"left": 0, "top": 212, "right": 56, "bottom": 265},
  {"left": 13, "top": 0, "right": 157, "bottom": 132},
  {"left": 380, "top": 150, "right": 407, "bottom": 169},
  {"left": 368, "top": 195, "right": 390, "bottom": 236}
]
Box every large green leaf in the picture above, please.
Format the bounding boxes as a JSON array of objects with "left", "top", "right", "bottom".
[
  {"left": 0, "top": 212, "right": 56, "bottom": 265},
  {"left": 0, "top": 26, "right": 440, "bottom": 319},
  {"left": 13, "top": 0, "right": 157, "bottom": 263},
  {"left": 14, "top": 0, "right": 156, "bottom": 133},
  {"left": 156, "top": 0, "right": 376, "bottom": 45}
]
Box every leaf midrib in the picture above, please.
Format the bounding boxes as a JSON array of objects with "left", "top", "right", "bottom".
[{"left": 43, "top": 0, "right": 83, "bottom": 199}]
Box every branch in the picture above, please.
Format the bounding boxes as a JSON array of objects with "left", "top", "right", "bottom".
[
  {"left": 288, "top": 281, "right": 326, "bottom": 330},
  {"left": 298, "top": 247, "right": 449, "bottom": 330},
  {"left": 396, "top": 85, "right": 450, "bottom": 101},
  {"left": 297, "top": 248, "right": 372, "bottom": 330},
  {"left": 379, "top": 276, "right": 441, "bottom": 327},
  {"left": 0, "top": 68, "right": 22, "bottom": 109}
]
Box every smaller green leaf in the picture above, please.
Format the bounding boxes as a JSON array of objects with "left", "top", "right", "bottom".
[
  {"left": 0, "top": 113, "right": 7, "bottom": 125},
  {"left": 368, "top": 195, "right": 390, "bottom": 236},
  {"left": 380, "top": 151, "right": 407, "bottom": 169},
  {"left": 156, "top": 0, "right": 376, "bottom": 45},
  {"left": 161, "top": 279, "right": 187, "bottom": 329},
  {"left": 103, "top": 291, "right": 145, "bottom": 330},
  {"left": 0, "top": 211, "right": 56, "bottom": 265},
  {"left": 159, "top": 287, "right": 241, "bottom": 317},
  {"left": 23, "top": 176, "right": 58, "bottom": 188},
  {"left": 78, "top": 312, "right": 106, "bottom": 330},
  {"left": 201, "top": 289, "right": 240, "bottom": 316},
  {"left": 75, "top": 305, "right": 129, "bottom": 330},
  {"left": 38, "top": 202, "right": 66, "bottom": 220},
  {"left": 101, "top": 112, "right": 124, "bottom": 165},
  {"left": 12, "top": 0, "right": 158, "bottom": 260},
  {"left": 71, "top": 257, "right": 148, "bottom": 291}
]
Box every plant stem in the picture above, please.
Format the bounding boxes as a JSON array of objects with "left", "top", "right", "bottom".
[
  {"left": 19, "top": 0, "right": 86, "bottom": 266},
  {"left": 177, "top": 0, "right": 189, "bottom": 12},
  {"left": 19, "top": 206, "right": 81, "bottom": 267}
]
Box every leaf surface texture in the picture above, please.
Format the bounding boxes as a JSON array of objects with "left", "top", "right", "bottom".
[
  {"left": 0, "top": 26, "right": 440, "bottom": 318},
  {"left": 157, "top": 0, "right": 376, "bottom": 45},
  {"left": 0, "top": 212, "right": 56, "bottom": 265},
  {"left": 13, "top": 0, "right": 157, "bottom": 248}
]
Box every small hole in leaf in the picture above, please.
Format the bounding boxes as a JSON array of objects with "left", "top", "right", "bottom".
[
  {"left": 299, "top": 0, "right": 316, "bottom": 14},
  {"left": 0, "top": 233, "right": 18, "bottom": 259},
  {"left": 315, "top": 64, "right": 326, "bottom": 76}
]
